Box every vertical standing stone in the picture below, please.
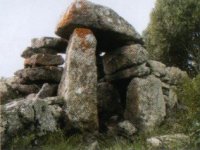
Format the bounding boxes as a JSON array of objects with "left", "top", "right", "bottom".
[
  {"left": 124, "top": 75, "right": 166, "bottom": 132},
  {"left": 58, "top": 28, "right": 98, "bottom": 132}
]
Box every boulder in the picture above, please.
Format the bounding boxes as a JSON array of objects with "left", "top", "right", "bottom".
[
  {"left": 35, "top": 83, "right": 58, "bottom": 99},
  {"left": 21, "top": 47, "right": 57, "bottom": 58},
  {"left": 124, "top": 75, "right": 166, "bottom": 132},
  {"left": 147, "top": 134, "right": 190, "bottom": 149},
  {"left": 105, "top": 63, "right": 150, "bottom": 81},
  {"left": 58, "top": 28, "right": 98, "bottom": 132},
  {"left": 103, "top": 44, "right": 148, "bottom": 74},
  {"left": 97, "top": 82, "right": 122, "bottom": 117},
  {"left": 161, "top": 67, "right": 188, "bottom": 85},
  {"left": 0, "top": 96, "right": 64, "bottom": 146},
  {"left": 14, "top": 67, "right": 63, "bottom": 83},
  {"left": 31, "top": 37, "right": 68, "bottom": 53},
  {"left": 24, "top": 54, "right": 64, "bottom": 67},
  {"left": 147, "top": 60, "right": 166, "bottom": 77},
  {"left": 55, "top": 0, "right": 142, "bottom": 49}
]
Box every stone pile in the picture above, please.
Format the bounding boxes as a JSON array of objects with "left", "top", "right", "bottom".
[
  {"left": 0, "top": 0, "right": 188, "bottom": 147},
  {"left": 13, "top": 37, "right": 68, "bottom": 98}
]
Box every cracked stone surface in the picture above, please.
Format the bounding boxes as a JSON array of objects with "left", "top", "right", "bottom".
[
  {"left": 56, "top": 0, "right": 142, "bottom": 49},
  {"left": 103, "top": 44, "right": 149, "bottom": 74},
  {"left": 124, "top": 75, "right": 166, "bottom": 132},
  {"left": 58, "top": 28, "right": 98, "bottom": 132}
]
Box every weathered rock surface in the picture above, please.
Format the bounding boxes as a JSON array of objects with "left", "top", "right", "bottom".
[
  {"left": 56, "top": 0, "right": 142, "bottom": 49},
  {"left": 103, "top": 44, "right": 148, "bottom": 74},
  {"left": 35, "top": 83, "right": 58, "bottom": 99},
  {"left": 58, "top": 28, "right": 98, "bottom": 132},
  {"left": 147, "top": 60, "right": 166, "bottom": 77},
  {"left": 31, "top": 37, "right": 68, "bottom": 53},
  {"left": 15, "top": 67, "right": 63, "bottom": 83},
  {"left": 161, "top": 67, "right": 188, "bottom": 85},
  {"left": 0, "top": 96, "right": 64, "bottom": 146},
  {"left": 147, "top": 134, "right": 190, "bottom": 149},
  {"left": 97, "top": 82, "right": 121, "bottom": 117},
  {"left": 11, "top": 84, "right": 41, "bottom": 95},
  {"left": 0, "top": 78, "right": 20, "bottom": 104},
  {"left": 163, "top": 86, "right": 178, "bottom": 110},
  {"left": 105, "top": 63, "right": 150, "bottom": 81},
  {"left": 117, "top": 120, "right": 137, "bottom": 139},
  {"left": 124, "top": 75, "right": 166, "bottom": 132},
  {"left": 21, "top": 47, "right": 57, "bottom": 58},
  {"left": 24, "top": 54, "right": 64, "bottom": 67}
]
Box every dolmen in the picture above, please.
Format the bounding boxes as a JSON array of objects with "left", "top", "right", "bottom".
[{"left": 0, "top": 0, "right": 188, "bottom": 147}]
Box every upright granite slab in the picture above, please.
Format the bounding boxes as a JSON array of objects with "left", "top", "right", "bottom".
[
  {"left": 55, "top": 0, "right": 142, "bottom": 49},
  {"left": 58, "top": 28, "right": 98, "bottom": 132},
  {"left": 124, "top": 75, "right": 166, "bottom": 132}
]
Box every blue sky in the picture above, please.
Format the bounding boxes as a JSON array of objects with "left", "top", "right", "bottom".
[{"left": 0, "top": 0, "right": 155, "bottom": 77}]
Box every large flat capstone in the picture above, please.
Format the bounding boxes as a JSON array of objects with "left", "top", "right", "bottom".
[
  {"left": 58, "top": 28, "right": 98, "bottom": 132},
  {"left": 56, "top": 0, "right": 142, "bottom": 49}
]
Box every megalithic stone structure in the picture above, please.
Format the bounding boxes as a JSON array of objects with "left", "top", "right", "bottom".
[
  {"left": 55, "top": 0, "right": 143, "bottom": 50},
  {"left": 58, "top": 28, "right": 98, "bottom": 132}
]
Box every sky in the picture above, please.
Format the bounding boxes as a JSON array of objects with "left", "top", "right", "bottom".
[{"left": 0, "top": 0, "right": 156, "bottom": 77}]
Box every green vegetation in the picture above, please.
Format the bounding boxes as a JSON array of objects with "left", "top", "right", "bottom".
[
  {"left": 144, "top": 0, "right": 200, "bottom": 75},
  {"left": 177, "top": 74, "right": 200, "bottom": 148}
]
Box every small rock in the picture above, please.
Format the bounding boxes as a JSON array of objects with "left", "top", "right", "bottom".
[
  {"left": 105, "top": 63, "right": 150, "bottom": 81},
  {"left": 103, "top": 44, "right": 148, "bottom": 74},
  {"left": 31, "top": 37, "right": 67, "bottom": 53},
  {"left": 24, "top": 54, "right": 64, "bottom": 67},
  {"left": 147, "top": 134, "right": 190, "bottom": 149},
  {"left": 15, "top": 67, "right": 63, "bottom": 83},
  {"left": 35, "top": 83, "right": 58, "bottom": 99},
  {"left": 117, "top": 120, "right": 137, "bottom": 138}
]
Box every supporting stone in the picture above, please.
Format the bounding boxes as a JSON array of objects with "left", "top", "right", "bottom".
[
  {"left": 105, "top": 63, "right": 150, "bottom": 81},
  {"left": 103, "top": 44, "right": 149, "bottom": 74},
  {"left": 58, "top": 28, "right": 98, "bottom": 132},
  {"left": 124, "top": 75, "right": 166, "bottom": 132},
  {"left": 55, "top": 0, "right": 142, "bottom": 49}
]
